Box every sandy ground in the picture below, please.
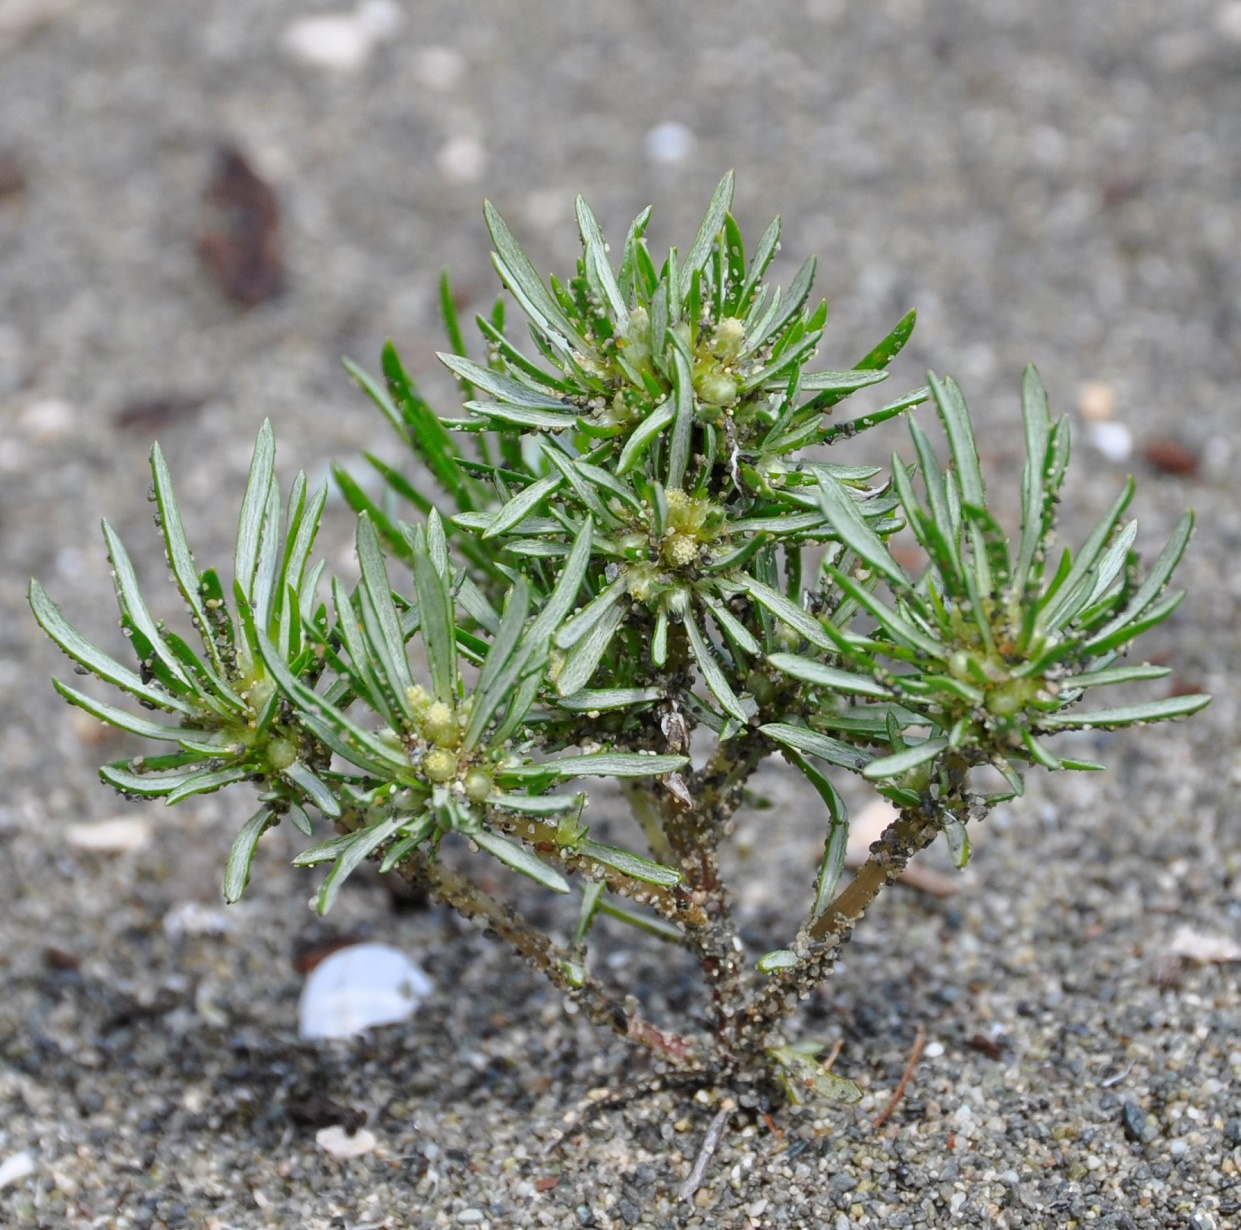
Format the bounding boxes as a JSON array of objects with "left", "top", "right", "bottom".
[{"left": 1, "top": 1, "right": 1240, "bottom": 1226}]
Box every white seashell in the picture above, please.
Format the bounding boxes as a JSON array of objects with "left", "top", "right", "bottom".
[
  {"left": 0, "top": 1151, "right": 35, "bottom": 1190},
  {"left": 297, "top": 942, "right": 432, "bottom": 1040},
  {"left": 315, "top": 1125, "right": 378, "bottom": 1157}
]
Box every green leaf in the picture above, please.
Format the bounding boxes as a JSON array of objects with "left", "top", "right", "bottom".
[
  {"left": 223, "top": 807, "right": 275, "bottom": 903},
  {"left": 149, "top": 443, "right": 221, "bottom": 672},
  {"left": 735, "top": 575, "right": 837, "bottom": 653},
  {"left": 234, "top": 420, "right": 277, "bottom": 596},
  {"left": 482, "top": 473, "right": 564, "bottom": 539},
  {"left": 315, "top": 815, "right": 407, "bottom": 913},
  {"left": 280, "top": 761, "right": 342, "bottom": 819},
  {"left": 578, "top": 839, "right": 681, "bottom": 887},
  {"left": 761, "top": 722, "right": 871, "bottom": 772},
  {"left": 513, "top": 751, "right": 689, "bottom": 780},
  {"left": 766, "top": 652, "right": 890, "bottom": 699},
  {"left": 929, "top": 372, "right": 985, "bottom": 508},
  {"left": 854, "top": 308, "right": 917, "bottom": 371},
  {"left": 164, "top": 764, "right": 253, "bottom": 805},
  {"left": 782, "top": 748, "right": 849, "bottom": 917},
  {"left": 575, "top": 194, "right": 627, "bottom": 325},
  {"left": 667, "top": 343, "right": 694, "bottom": 490},
  {"left": 862, "top": 737, "right": 949, "bottom": 780},
  {"left": 101, "top": 522, "right": 194, "bottom": 694},
  {"left": 815, "top": 476, "right": 908, "bottom": 591},
  {"left": 30, "top": 582, "right": 194, "bottom": 715},
  {"left": 1038, "top": 694, "right": 1210, "bottom": 730},
  {"left": 484, "top": 199, "right": 587, "bottom": 351},
  {"left": 355, "top": 515, "right": 415, "bottom": 720},
  {"left": 50, "top": 678, "right": 208, "bottom": 743},
  {"left": 556, "top": 686, "right": 664, "bottom": 711},
  {"left": 685, "top": 611, "right": 750, "bottom": 724},
  {"left": 616, "top": 398, "right": 676, "bottom": 475},
  {"left": 439, "top": 352, "right": 576, "bottom": 411},
  {"left": 556, "top": 596, "right": 628, "bottom": 696},
  {"left": 679, "top": 171, "right": 734, "bottom": 301},
  {"left": 472, "top": 829, "right": 571, "bottom": 893},
  {"left": 556, "top": 574, "right": 627, "bottom": 650},
  {"left": 411, "top": 531, "right": 457, "bottom": 703}
]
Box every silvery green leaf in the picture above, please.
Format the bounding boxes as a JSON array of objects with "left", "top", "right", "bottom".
[
  {"left": 679, "top": 171, "right": 734, "bottom": 301},
  {"left": 1038, "top": 693, "right": 1210, "bottom": 730},
  {"left": 862, "top": 737, "right": 949, "bottom": 780},
  {"left": 766, "top": 652, "right": 890, "bottom": 699},
  {"left": 760, "top": 722, "right": 870, "bottom": 772},
  {"left": 233, "top": 420, "right": 276, "bottom": 597},
  {"left": 578, "top": 839, "right": 681, "bottom": 887},
  {"left": 281, "top": 761, "right": 342, "bottom": 819},
  {"left": 684, "top": 611, "right": 750, "bottom": 725},
  {"left": 472, "top": 829, "right": 571, "bottom": 894},
  {"left": 223, "top": 807, "right": 275, "bottom": 903},
  {"left": 556, "top": 597, "right": 627, "bottom": 696},
  {"left": 31, "top": 584, "right": 193, "bottom": 714},
  {"left": 484, "top": 200, "right": 587, "bottom": 352}
]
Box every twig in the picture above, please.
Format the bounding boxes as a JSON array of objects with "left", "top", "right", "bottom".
[
  {"left": 872, "top": 1023, "right": 926, "bottom": 1129},
  {"left": 677, "top": 1100, "right": 735, "bottom": 1203}
]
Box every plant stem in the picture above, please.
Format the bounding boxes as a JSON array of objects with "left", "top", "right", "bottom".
[{"left": 396, "top": 848, "right": 706, "bottom": 1070}]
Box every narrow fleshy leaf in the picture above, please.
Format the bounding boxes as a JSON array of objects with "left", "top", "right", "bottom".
[
  {"left": 761, "top": 722, "right": 870, "bottom": 772},
  {"left": 1038, "top": 694, "right": 1210, "bottom": 729},
  {"left": 223, "top": 807, "right": 275, "bottom": 903},
  {"left": 862, "top": 737, "right": 949, "bottom": 780},
  {"left": 578, "top": 839, "right": 681, "bottom": 887},
  {"left": 472, "top": 829, "right": 571, "bottom": 893},
  {"left": 766, "top": 652, "right": 890, "bottom": 699}
]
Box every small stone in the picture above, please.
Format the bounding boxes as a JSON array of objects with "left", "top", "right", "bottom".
[
  {"left": 456, "top": 1210, "right": 485, "bottom": 1225},
  {"left": 298, "top": 942, "right": 433, "bottom": 1040},
  {"left": 281, "top": 15, "right": 372, "bottom": 71},
  {"left": 315, "top": 1125, "right": 377, "bottom": 1157},
  {"left": 66, "top": 816, "right": 152, "bottom": 853},
  {"left": 1223, "top": 1119, "right": 1241, "bottom": 1148},
  {"left": 1077, "top": 380, "right": 1116, "bottom": 422},
  {"left": 163, "top": 902, "right": 230, "bottom": 938},
  {"left": 1121, "top": 1099, "right": 1154, "bottom": 1144},
  {"left": 1216, "top": 3, "right": 1241, "bottom": 42},
  {"left": 436, "top": 134, "right": 486, "bottom": 184},
  {"left": 0, "top": 1152, "right": 34, "bottom": 1189},
  {"left": 18, "top": 398, "right": 75, "bottom": 441},
  {"left": 414, "top": 46, "right": 466, "bottom": 91},
  {"left": 1085, "top": 420, "right": 1133, "bottom": 463},
  {"left": 644, "top": 122, "right": 695, "bottom": 165}
]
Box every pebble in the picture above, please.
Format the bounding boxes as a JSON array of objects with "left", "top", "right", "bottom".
[
  {"left": 1085, "top": 420, "right": 1133, "bottom": 463},
  {"left": 1077, "top": 380, "right": 1116, "bottom": 422},
  {"left": 315, "top": 1125, "right": 378, "bottom": 1158},
  {"left": 643, "top": 122, "right": 695, "bottom": 165},
  {"left": 65, "top": 816, "right": 152, "bottom": 853},
  {"left": 280, "top": 1, "right": 402, "bottom": 72},
  {"left": 436, "top": 134, "right": 487, "bottom": 184},
  {"left": 17, "top": 397, "right": 75, "bottom": 440},
  {"left": 298, "top": 942, "right": 433, "bottom": 1040},
  {"left": 414, "top": 46, "right": 466, "bottom": 92},
  {"left": 0, "top": 1151, "right": 34, "bottom": 1189},
  {"left": 162, "top": 901, "right": 231, "bottom": 938}
]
